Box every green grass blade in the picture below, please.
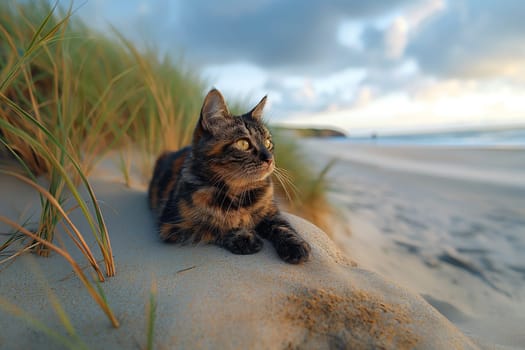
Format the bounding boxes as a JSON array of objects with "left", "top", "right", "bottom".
[
  {"left": 0, "top": 95, "right": 115, "bottom": 276},
  {"left": 147, "top": 279, "right": 158, "bottom": 350},
  {"left": 0, "top": 1, "right": 69, "bottom": 92}
]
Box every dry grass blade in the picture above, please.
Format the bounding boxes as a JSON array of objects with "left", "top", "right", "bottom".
[
  {"left": 0, "top": 216, "right": 119, "bottom": 328},
  {"left": 1, "top": 1, "right": 117, "bottom": 276},
  {"left": 0, "top": 96, "right": 115, "bottom": 276},
  {"left": 0, "top": 242, "right": 39, "bottom": 265},
  {"left": 22, "top": 255, "right": 84, "bottom": 345},
  {"left": 0, "top": 297, "right": 88, "bottom": 350},
  {"left": 0, "top": 168, "right": 105, "bottom": 280},
  {"left": 0, "top": 1, "right": 70, "bottom": 92}
]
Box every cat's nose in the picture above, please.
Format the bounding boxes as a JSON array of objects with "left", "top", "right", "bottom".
[
  {"left": 261, "top": 155, "right": 273, "bottom": 167},
  {"left": 260, "top": 149, "right": 273, "bottom": 165}
]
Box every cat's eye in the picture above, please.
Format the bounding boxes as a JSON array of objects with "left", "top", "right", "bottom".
[
  {"left": 264, "top": 139, "right": 273, "bottom": 150},
  {"left": 235, "top": 138, "right": 251, "bottom": 151}
]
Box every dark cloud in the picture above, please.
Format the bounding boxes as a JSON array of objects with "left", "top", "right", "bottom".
[
  {"left": 407, "top": 0, "right": 525, "bottom": 79},
  {"left": 80, "top": 0, "right": 525, "bottom": 80},
  {"left": 169, "top": 0, "right": 417, "bottom": 70}
]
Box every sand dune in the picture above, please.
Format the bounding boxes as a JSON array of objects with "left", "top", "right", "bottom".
[{"left": 0, "top": 171, "right": 479, "bottom": 349}]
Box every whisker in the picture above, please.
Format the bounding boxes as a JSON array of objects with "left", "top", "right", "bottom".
[
  {"left": 274, "top": 166, "right": 295, "bottom": 184},
  {"left": 273, "top": 171, "right": 294, "bottom": 204},
  {"left": 275, "top": 167, "right": 300, "bottom": 196},
  {"left": 273, "top": 166, "right": 299, "bottom": 202}
]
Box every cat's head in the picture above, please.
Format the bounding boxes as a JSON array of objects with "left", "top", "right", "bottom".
[{"left": 192, "top": 88, "right": 274, "bottom": 187}]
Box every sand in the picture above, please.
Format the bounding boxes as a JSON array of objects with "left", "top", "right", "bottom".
[
  {"left": 301, "top": 139, "right": 525, "bottom": 349},
  {"left": 0, "top": 154, "right": 483, "bottom": 349},
  {"left": 1, "top": 140, "right": 523, "bottom": 348}
]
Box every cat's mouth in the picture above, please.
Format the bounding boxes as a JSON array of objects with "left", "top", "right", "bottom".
[
  {"left": 259, "top": 162, "right": 274, "bottom": 179},
  {"left": 240, "top": 162, "right": 274, "bottom": 182}
]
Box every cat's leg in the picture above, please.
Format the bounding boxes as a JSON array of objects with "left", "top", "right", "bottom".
[
  {"left": 157, "top": 199, "right": 194, "bottom": 243},
  {"left": 158, "top": 222, "right": 193, "bottom": 243},
  {"left": 216, "top": 228, "right": 264, "bottom": 255},
  {"left": 256, "top": 213, "right": 311, "bottom": 264}
]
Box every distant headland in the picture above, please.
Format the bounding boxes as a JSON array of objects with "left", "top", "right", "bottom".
[{"left": 274, "top": 126, "right": 347, "bottom": 138}]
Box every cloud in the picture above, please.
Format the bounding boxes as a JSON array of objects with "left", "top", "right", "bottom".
[
  {"left": 284, "top": 82, "right": 525, "bottom": 133},
  {"left": 385, "top": 17, "right": 409, "bottom": 59},
  {"left": 74, "top": 0, "right": 525, "bottom": 129},
  {"left": 360, "top": 0, "right": 444, "bottom": 61},
  {"left": 353, "top": 86, "right": 375, "bottom": 107},
  {"left": 256, "top": 66, "right": 366, "bottom": 120},
  {"left": 169, "top": 0, "right": 417, "bottom": 70},
  {"left": 406, "top": 0, "right": 525, "bottom": 79}
]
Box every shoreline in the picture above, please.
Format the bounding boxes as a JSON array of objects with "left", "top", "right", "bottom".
[{"left": 302, "top": 140, "right": 525, "bottom": 189}]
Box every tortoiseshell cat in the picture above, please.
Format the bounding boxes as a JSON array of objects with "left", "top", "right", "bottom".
[{"left": 148, "top": 89, "right": 311, "bottom": 264}]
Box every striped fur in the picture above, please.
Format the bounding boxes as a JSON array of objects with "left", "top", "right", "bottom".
[{"left": 147, "top": 89, "right": 310, "bottom": 264}]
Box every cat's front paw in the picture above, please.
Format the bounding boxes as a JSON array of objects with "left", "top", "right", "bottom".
[
  {"left": 276, "top": 237, "right": 311, "bottom": 264},
  {"left": 221, "top": 230, "right": 264, "bottom": 255}
]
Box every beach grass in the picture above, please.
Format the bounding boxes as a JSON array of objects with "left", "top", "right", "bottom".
[
  {"left": 0, "top": 0, "right": 333, "bottom": 329},
  {"left": 1, "top": 0, "right": 333, "bottom": 230}
]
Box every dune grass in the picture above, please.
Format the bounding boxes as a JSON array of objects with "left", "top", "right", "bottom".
[
  {"left": 0, "top": 2, "right": 120, "bottom": 327},
  {"left": 1, "top": 1, "right": 333, "bottom": 226},
  {"left": 0, "top": 0, "right": 334, "bottom": 333}
]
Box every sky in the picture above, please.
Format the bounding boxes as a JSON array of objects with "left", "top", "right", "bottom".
[{"left": 75, "top": 0, "right": 525, "bottom": 134}]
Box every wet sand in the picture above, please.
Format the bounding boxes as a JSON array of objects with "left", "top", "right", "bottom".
[{"left": 301, "top": 139, "right": 525, "bottom": 349}]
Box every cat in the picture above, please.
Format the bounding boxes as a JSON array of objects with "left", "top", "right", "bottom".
[{"left": 148, "top": 88, "right": 311, "bottom": 264}]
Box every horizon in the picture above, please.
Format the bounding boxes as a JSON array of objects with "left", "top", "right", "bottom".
[{"left": 275, "top": 119, "right": 525, "bottom": 137}]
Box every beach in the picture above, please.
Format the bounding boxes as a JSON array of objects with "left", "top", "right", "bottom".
[
  {"left": 301, "top": 139, "right": 525, "bottom": 348},
  {"left": 1, "top": 139, "right": 524, "bottom": 348},
  {"left": 0, "top": 156, "right": 480, "bottom": 349},
  {"left": 2, "top": 1, "right": 525, "bottom": 347}
]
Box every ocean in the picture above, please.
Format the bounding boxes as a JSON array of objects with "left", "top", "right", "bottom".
[{"left": 343, "top": 127, "right": 525, "bottom": 147}]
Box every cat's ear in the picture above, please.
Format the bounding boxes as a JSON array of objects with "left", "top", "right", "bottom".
[
  {"left": 249, "top": 95, "right": 267, "bottom": 120},
  {"left": 199, "top": 88, "right": 231, "bottom": 133}
]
